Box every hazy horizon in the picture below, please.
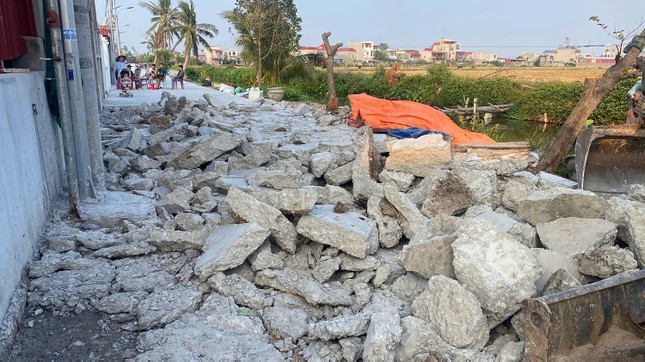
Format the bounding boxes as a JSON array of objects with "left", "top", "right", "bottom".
[{"left": 97, "top": 0, "right": 644, "bottom": 59}]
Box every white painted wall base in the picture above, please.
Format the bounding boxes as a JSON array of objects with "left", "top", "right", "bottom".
[{"left": 0, "top": 71, "right": 64, "bottom": 323}]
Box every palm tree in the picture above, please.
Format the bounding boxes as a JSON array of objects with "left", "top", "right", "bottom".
[
  {"left": 173, "top": 0, "right": 218, "bottom": 70},
  {"left": 139, "top": 0, "right": 178, "bottom": 63}
]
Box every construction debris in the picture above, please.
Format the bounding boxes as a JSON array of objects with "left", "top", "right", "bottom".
[{"left": 8, "top": 92, "right": 644, "bottom": 361}]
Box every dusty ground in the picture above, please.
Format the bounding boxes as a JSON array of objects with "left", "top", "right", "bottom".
[
  {"left": 336, "top": 66, "right": 607, "bottom": 84},
  {"left": 8, "top": 306, "right": 137, "bottom": 361}
]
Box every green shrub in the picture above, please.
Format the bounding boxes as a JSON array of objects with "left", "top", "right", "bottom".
[{"left": 184, "top": 65, "right": 634, "bottom": 125}]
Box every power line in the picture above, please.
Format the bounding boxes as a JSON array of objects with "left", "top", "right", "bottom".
[{"left": 388, "top": 44, "right": 609, "bottom": 49}]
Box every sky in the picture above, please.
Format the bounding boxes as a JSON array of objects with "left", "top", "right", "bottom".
[{"left": 97, "top": 0, "right": 644, "bottom": 58}]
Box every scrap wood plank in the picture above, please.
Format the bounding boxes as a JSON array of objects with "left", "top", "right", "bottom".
[{"left": 452, "top": 141, "right": 531, "bottom": 159}]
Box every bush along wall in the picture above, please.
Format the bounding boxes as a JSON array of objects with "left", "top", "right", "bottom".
[{"left": 186, "top": 65, "right": 634, "bottom": 125}]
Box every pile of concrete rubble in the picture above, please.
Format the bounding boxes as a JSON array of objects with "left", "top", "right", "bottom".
[{"left": 25, "top": 92, "right": 644, "bottom": 361}]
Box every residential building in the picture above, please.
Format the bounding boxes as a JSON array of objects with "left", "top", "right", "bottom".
[
  {"left": 296, "top": 45, "right": 356, "bottom": 63},
  {"left": 602, "top": 44, "right": 619, "bottom": 60},
  {"left": 554, "top": 46, "right": 581, "bottom": 64},
  {"left": 470, "top": 51, "right": 498, "bottom": 64},
  {"left": 347, "top": 41, "right": 374, "bottom": 62},
  {"left": 421, "top": 38, "right": 465, "bottom": 63},
  {"left": 226, "top": 48, "right": 242, "bottom": 65},
  {"left": 204, "top": 46, "right": 225, "bottom": 65}
]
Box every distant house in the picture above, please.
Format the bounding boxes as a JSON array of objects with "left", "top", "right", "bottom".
[
  {"left": 226, "top": 49, "right": 242, "bottom": 65},
  {"left": 296, "top": 45, "right": 356, "bottom": 63},
  {"left": 470, "top": 51, "right": 498, "bottom": 64},
  {"left": 554, "top": 46, "right": 581, "bottom": 64},
  {"left": 420, "top": 38, "right": 463, "bottom": 63},
  {"left": 204, "top": 46, "right": 225, "bottom": 65},
  {"left": 347, "top": 40, "right": 375, "bottom": 62}
]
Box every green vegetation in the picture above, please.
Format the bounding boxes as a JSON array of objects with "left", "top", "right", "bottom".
[
  {"left": 185, "top": 63, "right": 634, "bottom": 125},
  {"left": 221, "top": 0, "right": 302, "bottom": 88}
]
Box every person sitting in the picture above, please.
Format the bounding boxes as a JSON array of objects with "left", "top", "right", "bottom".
[
  {"left": 156, "top": 63, "right": 167, "bottom": 89},
  {"left": 171, "top": 65, "right": 185, "bottom": 89},
  {"left": 148, "top": 64, "right": 157, "bottom": 89}
]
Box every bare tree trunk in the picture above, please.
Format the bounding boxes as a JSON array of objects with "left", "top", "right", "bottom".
[
  {"left": 257, "top": 41, "right": 263, "bottom": 88},
  {"left": 533, "top": 29, "right": 645, "bottom": 173},
  {"left": 183, "top": 43, "right": 190, "bottom": 71},
  {"left": 322, "top": 32, "right": 342, "bottom": 112}
]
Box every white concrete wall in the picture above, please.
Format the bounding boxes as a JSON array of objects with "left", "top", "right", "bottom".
[{"left": 0, "top": 72, "right": 64, "bottom": 322}]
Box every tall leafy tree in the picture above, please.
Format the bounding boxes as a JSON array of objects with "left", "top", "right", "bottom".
[
  {"left": 222, "top": 0, "right": 301, "bottom": 87},
  {"left": 139, "top": 0, "right": 178, "bottom": 63},
  {"left": 173, "top": 0, "right": 218, "bottom": 69}
]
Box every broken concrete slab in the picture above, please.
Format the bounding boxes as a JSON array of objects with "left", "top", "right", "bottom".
[
  {"left": 501, "top": 178, "right": 535, "bottom": 212},
  {"left": 363, "top": 312, "right": 402, "bottom": 362},
  {"left": 112, "top": 253, "right": 188, "bottom": 292},
  {"left": 533, "top": 248, "right": 582, "bottom": 293},
  {"left": 367, "top": 195, "right": 403, "bottom": 248},
  {"left": 156, "top": 187, "right": 194, "bottom": 215},
  {"left": 395, "top": 316, "right": 454, "bottom": 362},
  {"left": 420, "top": 171, "right": 473, "bottom": 217},
  {"left": 134, "top": 286, "right": 203, "bottom": 330},
  {"left": 28, "top": 262, "right": 115, "bottom": 311},
  {"left": 262, "top": 306, "right": 310, "bottom": 340},
  {"left": 542, "top": 269, "right": 582, "bottom": 295},
  {"left": 207, "top": 272, "right": 266, "bottom": 310},
  {"left": 254, "top": 267, "right": 353, "bottom": 306},
  {"left": 325, "top": 161, "right": 354, "bottom": 186},
  {"left": 167, "top": 132, "right": 243, "bottom": 170},
  {"left": 309, "top": 313, "right": 371, "bottom": 341},
  {"left": 412, "top": 275, "right": 489, "bottom": 349},
  {"left": 194, "top": 222, "right": 270, "bottom": 278},
  {"left": 296, "top": 204, "right": 378, "bottom": 259},
  {"left": 92, "top": 242, "right": 156, "bottom": 259},
  {"left": 452, "top": 218, "right": 542, "bottom": 326},
  {"left": 536, "top": 217, "right": 616, "bottom": 257},
  {"left": 385, "top": 134, "right": 451, "bottom": 176},
  {"left": 226, "top": 188, "right": 298, "bottom": 253},
  {"left": 605, "top": 198, "right": 645, "bottom": 267},
  {"left": 146, "top": 226, "right": 213, "bottom": 252},
  {"left": 250, "top": 188, "right": 318, "bottom": 215},
  {"left": 248, "top": 242, "right": 285, "bottom": 271},
  {"left": 577, "top": 246, "right": 638, "bottom": 279},
  {"left": 28, "top": 250, "right": 101, "bottom": 279},
  {"left": 352, "top": 127, "right": 381, "bottom": 200},
  {"left": 82, "top": 191, "right": 156, "bottom": 229},
  {"left": 383, "top": 184, "right": 429, "bottom": 239},
  {"left": 401, "top": 224, "right": 457, "bottom": 279},
  {"left": 135, "top": 293, "right": 281, "bottom": 361},
  {"left": 516, "top": 188, "right": 610, "bottom": 225},
  {"left": 453, "top": 168, "right": 498, "bottom": 206},
  {"left": 379, "top": 170, "right": 415, "bottom": 192}
]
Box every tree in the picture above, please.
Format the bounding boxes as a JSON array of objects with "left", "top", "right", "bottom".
[
  {"left": 139, "top": 0, "right": 178, "bottom": 63},
  {"left": 373, "top": 50, "right": 390, "bottom": 62},
  {"left": 173, "top": 0, "right": 218, "bottom": 69},
  {"left": 222, "top": 0, "right": 301, "bottom": 87},
  {"left": 533, "top": 27, "right": 645, "bottom": 173},
  {"left": 322, "top": 32, "right": 341, "bottom": 112},
  {"left": 378, "top": 43, "right": 388, "bottom": 51},
  {"left": 590, "top": 16, "right": 645, "bottom": 59}
]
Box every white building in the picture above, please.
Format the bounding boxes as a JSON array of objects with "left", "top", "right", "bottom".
[{"left": 347, "top": 40, "right": 374, "bottom": 62}]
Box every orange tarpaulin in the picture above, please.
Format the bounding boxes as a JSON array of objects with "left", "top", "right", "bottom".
[{"left": 349, "top": 93, "right": 496, "bottom": 144}]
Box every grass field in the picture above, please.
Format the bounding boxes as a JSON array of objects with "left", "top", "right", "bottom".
[{"left": 335, "top": 65, "right": 608, "bottom": 85}]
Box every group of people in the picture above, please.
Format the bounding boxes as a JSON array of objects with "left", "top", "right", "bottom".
[{"left": 114, "top": 55, "right": 185, "bottom": 90}]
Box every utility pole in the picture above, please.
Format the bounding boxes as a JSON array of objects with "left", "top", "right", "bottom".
[
  {"left": 74, "top": 0, "right": 105, "bottom": 189},
  {"left": 58, "top": 0, "right": 96, "bottom": 199}
]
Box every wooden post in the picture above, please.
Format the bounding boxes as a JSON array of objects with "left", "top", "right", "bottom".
[
  {"left": 533, "top": 28, "right": 645, "bottom": 173},
  {"left": 322, "top": 32, "right": 342, "bottom": 113}
]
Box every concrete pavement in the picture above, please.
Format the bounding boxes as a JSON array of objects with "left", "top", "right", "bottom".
[{"left": 103, "top": 80, "right": 251, "bottom": 108}]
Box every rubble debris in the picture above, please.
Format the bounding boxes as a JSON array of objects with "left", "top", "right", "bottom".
[
  {"left": 384, "top": 134, "right": 451, "bottom": 176},
  {"left": 297, "top": 204, "right": 378, "bottom": 259},
  {"left": 14, "top": 93, "right": 644, "bottom": 361}
]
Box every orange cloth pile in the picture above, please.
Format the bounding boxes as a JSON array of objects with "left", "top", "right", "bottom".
[{"left": 349, "top": 93, "right": 496, "bottom": 144}]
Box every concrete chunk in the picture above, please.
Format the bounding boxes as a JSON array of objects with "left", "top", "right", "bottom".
[
  {"left": 385, "top": 134, "right": 451, "bottom": 176},
  {"left": 168, "top": 132, "right": 242, "bottom": 169},
  {"left": 412, "top": 275, "right": 489, "bottom": 349},
  {"left": 296, "top": 204, "right": 378, "bottom": 259},
  {"left": 577, "top": 246, "right": 638, "bottom": 279},
  {"left": 517, "top": 188, "right": 610, "bottom": 225},
  {"left": 255, "top": 267, "right": 353, "bottom": 306},
  {"left": 250, "top": 188, "right": 317, "bottom": 215},
  {"left": 226, "top": 188, "right": 298, "bottom": 253},
  {"left": 452, "top": 218, "right": 542, "bottom": 326},
  {"left": 194, "top": 223, "right": 270, "bottom": 277},
  {"left": 536, "top": 217, "right": 616, "bottom": 257}
]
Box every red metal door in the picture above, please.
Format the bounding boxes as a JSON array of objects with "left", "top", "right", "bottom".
[{"left": 0, "top": 0, "right": 37, "bottom": 61}]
